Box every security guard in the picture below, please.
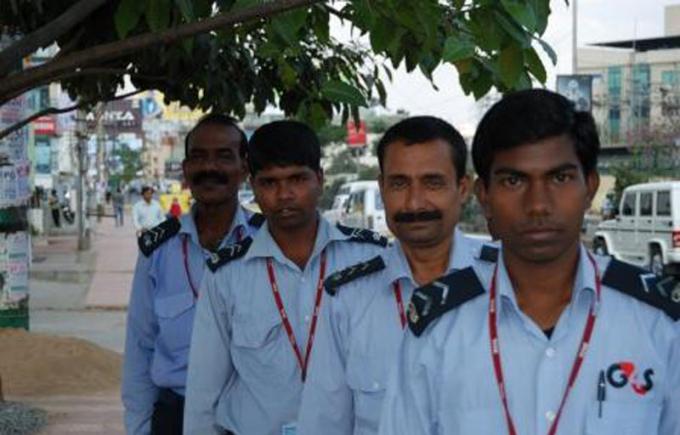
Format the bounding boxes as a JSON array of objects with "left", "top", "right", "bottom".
[
  {"left": 379, "top": 90, "right": 680, "bottom": 435},
  {"left": 122, "top": 114, "right": 262, "bottom": 435},
  {"left": 298, "top": 117, "right": 489, "bottom": 435},
  {"left": 183, "top": 121, "right": 388, "bottom": 435}
]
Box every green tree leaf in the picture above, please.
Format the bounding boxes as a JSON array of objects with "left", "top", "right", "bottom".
[
  {"left": 146, "top": 0, "right": 171, "bottom": 32},
  {"left": 525, "top": 47, "right": 546, "bottom": 83},
  {"left": 501, "top": 0, "right": 537, "bottom": 32},
  {"left": 174, "top": 0, "right": 194, "bottom": 21},
  {"left": 271, "top": 8, "right": 308, "bottom": 46},
  {"left": 115, "top": 0, "right": 146, "bottom": 38},
  {"left": 321, "top": 81, "right": 367, "bottom": 107},
  {"left": 499, "top": 44, "right": 523, "bottom": 88},
  {"left": 538, "top": 38, "right": 557, "bottom": 65},
  {"left": 442, "top": 37, "right": 475, "bottom": 63}
]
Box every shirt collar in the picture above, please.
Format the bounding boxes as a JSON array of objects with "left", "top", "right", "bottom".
[
  {"left": 246, "top": 214, "right": 339, "bottom": 264},
  {"left": 494, "top": 243, "right": 597, "bottom": 313},
  {"left": 386, "top": 227, "right": 477, "bottom": 289},
  {"left": 179, "top": 205, "right": 249, "bottom": 250}
]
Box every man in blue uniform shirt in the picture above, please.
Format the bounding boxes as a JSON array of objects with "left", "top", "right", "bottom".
[
  {"left": 298, "top": 116, "right": 487, "bottom": 435},
  {"left": 122, "top": 114, "right": 263, "bottom": 435},
  {"left": 379, "top": 89, "right": 680, "bottom": 435},
  {"left": 183, "top": 120, "right": 387, "bottom": 435}
]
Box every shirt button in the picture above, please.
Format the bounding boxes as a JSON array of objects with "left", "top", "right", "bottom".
[
  {"left": 304, "top": 315, "right": 310, "bottom": 323},
  {"left": 545, "top": 411, "right": 556, "bottom": 422},
  {"left": 372, "top": 381, "right": 380, "bottom": 389},
  {"left": 545, "top": 347, "right": 556, "bottom": 358}
]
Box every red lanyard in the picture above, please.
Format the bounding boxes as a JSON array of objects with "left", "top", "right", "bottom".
[
  {"left": 182, "top": 237, "right": 199, "bottom": 299},
  {"left": 488, "top": 252, "right": 601, "bottom": 435},
  {"left": 181, "top": 227, "right": 243, "bottom": 300},
  {"left": 392, "top": 281, "right": 407, "bottom": 329},
  {"left": 266, "top": 250, "right": 327, "bottom": 382}
]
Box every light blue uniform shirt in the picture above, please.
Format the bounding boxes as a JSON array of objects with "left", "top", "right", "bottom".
[
  {"left": 183, "top": 217, "right": 387, "bottom": 435},
  {"left": 122, "top": 206, "right": 259, "bottom": 435},
  {"left": 298, "top": 229, "right": 484, "bottom": 435},
  {"left": 378, "top": 245, "right": 680, "bottom": 435}
]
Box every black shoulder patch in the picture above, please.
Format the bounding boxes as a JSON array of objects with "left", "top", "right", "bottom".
[
  {"left": 138, "top": 218, "right": 181, "bottom": 257},
  {"left": 478, "top": 244, "right": 499, "bottom": 263},
  {"left": 206, "top": 237, "right": 253, "bottom": 272},
  {"left": 248, "top": 212, "right": 265, "bottom": 228},
  {"left": 324, "top": 255, "right": 386, "bottom": 296},
  {"left": 602, "top": 258, "right": 680, "bottom": 321},
  {"left": 336, "top": 224, "right": 388, "bottom": 247},
  {"left": 408, "top": 267, "right": 485, "bottom": 337}
]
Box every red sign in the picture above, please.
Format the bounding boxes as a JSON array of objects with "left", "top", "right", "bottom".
[
  {"left": 346, "top": 120, "right": 367, "bottom": 148},
  {"left": 33, "top": 116, "right": 56, "bottom": 135}
]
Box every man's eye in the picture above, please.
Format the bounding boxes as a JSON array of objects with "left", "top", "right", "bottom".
[
  {"left": 389, "top": 179, "right": 407, "bottom": 189},
  {"left": 502, "top": 175, "right": 522, "bottom": 187},
  {"left": 553, "top": 173, "right": 573, "bottom": 184}
]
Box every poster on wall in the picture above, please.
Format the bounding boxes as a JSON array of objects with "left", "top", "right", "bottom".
[
  {"left": 556, "top": 74, "right": 593, "bottom": 112},
  {"left": 0, "top": 231, "right": 29, "bottom": 308}
]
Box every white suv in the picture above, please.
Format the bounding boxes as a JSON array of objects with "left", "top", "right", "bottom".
[{"left": 593, "top": 181, "right": 680, "bottom": 276}]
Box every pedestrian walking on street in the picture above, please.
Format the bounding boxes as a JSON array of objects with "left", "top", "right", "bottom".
[
  {"left": 379, "top": 89, "right": 680, "bottom": 435},
  {"left": 48, "top": 189, "right": 60, "bottom": 228},
  {"left": 183, "top": 120, "right": 388, "bottom": 435},
  {"left": 122, "top": 114, "right": 263, "bottom": 435},
  {"left": 112, "top": 187, "right": 125, "bottom": 227},
  {"left": 169, "top": 197, "right": 183, "bottom": 219},
  {"left": 131, "top": 186, "right": 164, "bottom": 237}
]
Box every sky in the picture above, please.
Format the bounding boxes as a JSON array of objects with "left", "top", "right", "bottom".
[{"left": 377, "top": 0, "right": 680, "bottom": 137}]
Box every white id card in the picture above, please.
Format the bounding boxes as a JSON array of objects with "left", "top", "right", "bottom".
[{"left": 282, "top": 423, "right": 297, "bottom": 435}]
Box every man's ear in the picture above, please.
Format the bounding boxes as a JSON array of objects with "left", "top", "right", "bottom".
[
  {"left": 457, "top": 174, "right": 471, "bottom": 203},
  {"left": 585, "top": 171, "right": 600, "bottom": 210},
  {"left": 474, "top": 177, "right": 491, "bottom": 219}
]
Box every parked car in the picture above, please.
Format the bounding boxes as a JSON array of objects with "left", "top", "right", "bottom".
[
  {"left": 593, "top": 181, "right": 680, "bottom": 276},
  {"left": 339, "top": 181, "right": 389, "bottom": 236}
]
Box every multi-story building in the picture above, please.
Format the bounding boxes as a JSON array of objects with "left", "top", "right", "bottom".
[{"left": 577, "top": 4, "right": 680, "bottom": 173}]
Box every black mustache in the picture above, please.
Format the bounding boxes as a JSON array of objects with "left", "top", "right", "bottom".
[
  {"left": 393, "top": 210, "right": 442, "bottom": 223},
  {"left": 192, "top": 171, "right": 230, "bottom": 185}
]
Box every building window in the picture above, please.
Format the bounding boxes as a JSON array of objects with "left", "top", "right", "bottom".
[
  {"left": 631, "top": 63, "right": 651, "bottom": 127},
  {"left": 662, "top": 70, "right": 679, "bottom": 86},
  {"left": 609, "top": 108, "right": 621, "bottom": 142}
]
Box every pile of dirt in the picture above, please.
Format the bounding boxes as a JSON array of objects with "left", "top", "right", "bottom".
[{"left": 0, "top": 328, "right": 121, "bottom": 397}]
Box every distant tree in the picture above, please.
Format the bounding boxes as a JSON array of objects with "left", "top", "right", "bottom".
[
  {"left": 318, "top": 123, "right": 346, "bottom": 146},
  {"left": 109, "top": 143, "right": 143, "bottom": 186}
]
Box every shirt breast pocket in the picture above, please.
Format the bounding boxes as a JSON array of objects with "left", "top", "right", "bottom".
[
  {"left": 585, "top": 401, "right": 662, "bottom": 435},
  {"left": 346, "top": 356, "right": 387, "bottom": 433},
  {"left": 232, "top": 314, "right": 285, "bottom": 370},
  {"left": 154, "top": 292, "right": 195, "bottom": 353}
]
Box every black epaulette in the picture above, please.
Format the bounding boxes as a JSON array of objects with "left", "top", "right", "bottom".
[
  {"left": 478, "top": 244, "right": 499, "bottom": 263},
  {"left": 248, "top": 212, "right": 265, "bottom": 228},
  {"left": 408, "top": 267, "right": 485, "bottom": 337},
  {"left": 138, "top": 218, "right": 181, "bottom": 257},
  {"left": 602, "top": 258, "right": 680, "bottom": 321},
  {"left": 324, "top": 255, "right": 386, "bottom": 296},
  {"left": 206, "top": 237, "right": 254, "bottom": 272},
  {"left": 336, "top": 224, "right": 388, "bottom": 247}
]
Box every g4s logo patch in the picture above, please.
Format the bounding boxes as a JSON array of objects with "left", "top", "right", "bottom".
[{"left": 606, "top": 361, "right": 654, "bottom": 396}]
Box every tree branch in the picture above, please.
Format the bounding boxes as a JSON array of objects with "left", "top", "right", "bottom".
[
  {"left": 0, "top": 0, "right": 322, "bottom": 105},
  {"left": 0, "top": 88, "right": 146, "bottom": 141},
  {"left": 0, "top": 0, "right": 109, "bottom": 77}
]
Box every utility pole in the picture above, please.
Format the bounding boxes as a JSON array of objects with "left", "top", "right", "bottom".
[
  {"left": 75, "top": 111, "right": 89, "bottom": 251},
  {"left": 572, "top": 0, "right": 578, "bottom": 74}
]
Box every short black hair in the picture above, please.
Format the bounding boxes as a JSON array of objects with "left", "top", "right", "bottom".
[
  {"left": 185, "top": 113, "right": 247, "bottom": 158},
  {"left": 472, "top": 89, "right": 600, "bottom": 185},
  {"left": 247, "top": 120, "right": 321, "bottom": 176},
  {"left": 377, "top": 116, "right": 467, "bottom": 180},
  {"left": 141, "top": 186, "right": 153, "bottom": 195}
]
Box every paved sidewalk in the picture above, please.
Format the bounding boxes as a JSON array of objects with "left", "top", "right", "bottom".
[
  {"left": 85, "top": 216, "right": 137, "bottom": 309},
  {"left": 24, "top": 213, "right": 138, "bottom": 434}
]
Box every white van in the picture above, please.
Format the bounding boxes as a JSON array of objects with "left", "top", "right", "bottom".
[
  {"left": 338, "top": 181, "right": 389, "bottom": 236},
  {"left": 593, "top": 181, "right": 680, "bottom": 276}
]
